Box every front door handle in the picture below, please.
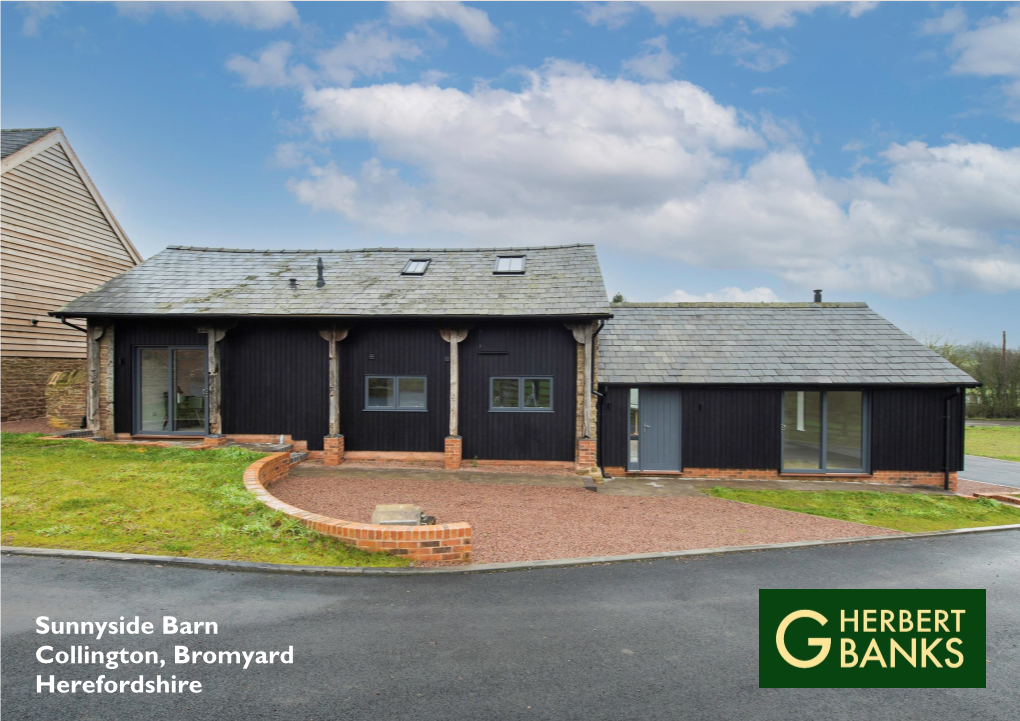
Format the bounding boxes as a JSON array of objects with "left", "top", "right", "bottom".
[{"left": 644, "top": 424, "right": 651, "bottom": 428}]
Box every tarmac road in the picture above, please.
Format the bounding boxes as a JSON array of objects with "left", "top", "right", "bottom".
[{"left": 2, "top": 531, "right": 1018, "bottom": 721}]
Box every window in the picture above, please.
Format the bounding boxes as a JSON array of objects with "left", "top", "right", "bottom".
[
  {"left": 402, "top": 259, "right": 430, "bottom": 275},
  {"left": 782, "top": 390, "right": 867, "bottom": 472},
  {"left": 365, "top": 376, "right": 427, "bottom": 411},
  {"left": 489, "top": 377, "right": 552, "bottom": 411},
  {"left": 494, "top": 256, "right": 525, "bottom": 274},
  {"left": 628, "top": 388, "right": 640, "bottom": 470}
]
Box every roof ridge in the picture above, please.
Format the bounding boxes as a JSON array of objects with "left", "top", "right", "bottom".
[
  {"left": 1, "top": 127, "right": 59, "bottom": 133},
  {"left": 613, "top": 302, "right": 870, "bottom": 308},
  {"left": 163, "top": 243, "right": 595, "bottom": 254}
]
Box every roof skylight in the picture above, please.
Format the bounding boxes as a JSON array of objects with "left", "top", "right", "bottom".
[
  {"left": 494, "top": 256, "right": 525, "bottom": 274},
  {"left": 402, "top": 259, "right": 431, "bottom": 275}
]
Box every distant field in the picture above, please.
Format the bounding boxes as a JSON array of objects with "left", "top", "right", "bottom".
[{"left": 966, "top": 426, "right": 1020, "bottom": 462}]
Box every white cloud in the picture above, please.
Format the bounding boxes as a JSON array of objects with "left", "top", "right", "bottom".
[
  {"left": 226, "top": 24, "right": 420, "bottom": 89},
  {"left": 115, "top": 1, "right": 299, "bottom": 30},
  {"left": 919, "top": 6, "right": 968, "bottom": 36},
  {"left": 579, "top": 2, "right": 638, "bottom": 29},
  {"left": 640, "top": 1, "right": 876, "bottom": 29},
  {"left": 923, "top": 5, "right": 1020, "bottom": 119},
  {"left": 280, "top": 61, "right": 1019, "bottom": 298},
  {"left": 935, "top": 255, "right": 1020, "bottom": 293},
  {"left": 387, "top": 1, "right": 498, "bottom": 48},
  {"left": 18, "top": 1, "right": 61, "bottom": 37},
  {"left": 948, "top": 6, "right": 1020, "bottom": 77},
  {"left": 661, "top": 287, "right": 781, "bottom": 302},
  {"left": 622, "top": 36, "right": 679, "bottom": 81},
  {"left": 420, "top": 69, "right": 450, "bottom": 85},
  {"left": 227, "top": 41, "right": 313, "bottom": 89},
  {"left": 751, "top": 86, "right": 787, "bottom": 95},
  {"left": 713, "top": 25, "right": 790, "bottom": 72},
  {"left": 316, "top": 23, "right": 422, "bottom": 87}
]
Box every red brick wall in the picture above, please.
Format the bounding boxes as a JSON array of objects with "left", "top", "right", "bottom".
[
  {"left": 324, "top": 435, "right": 344, "bottom": 466},
  {"left": 245, "top": 453, "right": 472, "bottom": 563},
  {"left": 576, "top": 438, "right": 596, "bottom": 473},
  {"left": 603, "top": 466, "right": 956, "bottom": 491},
  {"left": 444, "top": 436, "right": 462, "bottom": 470}
]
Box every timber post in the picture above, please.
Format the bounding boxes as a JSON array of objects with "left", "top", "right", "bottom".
[
  {"left": 439, "top": 328, "right": 470, "bottom": 469},
  {"left": 197, "top": 324, "right": 235, "bottom": 436},
  {"left": 86, "top": 322, "right": 105, "bottom": 433},
  {"left": 566, "top": 320, "right": 599, "bottom": 474},
  {"left": 319, "top": 325, "right": 349, "bottom": 465}
]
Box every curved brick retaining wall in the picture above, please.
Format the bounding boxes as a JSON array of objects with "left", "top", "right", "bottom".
[{"left": 244, "top": 454, "right": 472, "bottom": 563}]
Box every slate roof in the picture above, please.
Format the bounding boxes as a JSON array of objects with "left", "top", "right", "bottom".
[
  {"left": 1, "top": 127, "right": 58, "bottom": 159},
  {"left": 55, "top": 244, "right": 610, "bottom": 318},
  {"left": 599, "top": 303, "right": 977, "bottom": 386}
]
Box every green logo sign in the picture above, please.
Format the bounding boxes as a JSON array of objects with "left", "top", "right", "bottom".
[{"left": 759, "top": 589, "right": 985, "bottom": 688}]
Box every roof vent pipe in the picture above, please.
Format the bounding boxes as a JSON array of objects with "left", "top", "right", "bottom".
[
  {"left": 813, "top": 289, "right": 823, "bottom": 303},
  {"left": 289, "top": 278, "right": 297, "bottom": 288},
  {"left": 316, "top": 257, "right": 325, "bottom": 288}
]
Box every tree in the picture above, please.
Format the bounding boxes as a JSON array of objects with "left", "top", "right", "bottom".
[
  {"left": 611, "top": 292, "right": 625, "bottom": 303},
  {"left": 915, "top": 331, "right": 1020, "bottom": 419}
]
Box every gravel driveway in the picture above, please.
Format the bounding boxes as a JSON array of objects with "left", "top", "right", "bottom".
[{"left": 269, "top": 474, "right": 899, "bottom": 563}]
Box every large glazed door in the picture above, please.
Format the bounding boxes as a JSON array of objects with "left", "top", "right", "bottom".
[
  {"left": 639, "top": 388, "right": 682, "bottom": 472},
  {"left": 135, "top": 346, "right": 208, "bottom": 434}
]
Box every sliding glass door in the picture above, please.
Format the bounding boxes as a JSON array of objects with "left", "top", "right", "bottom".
[
  {"left": 782, "top": 390, "right": 866, "bottom": 472},
  {"left": 135, "top": 347, "right": 208, "bottom": 434}
]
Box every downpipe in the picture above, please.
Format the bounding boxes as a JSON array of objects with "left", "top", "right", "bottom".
[{"left": 943, "top": 387, "right": 961, "bottom": 491}]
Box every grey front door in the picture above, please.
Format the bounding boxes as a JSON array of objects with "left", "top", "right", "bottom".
[{"left": 640, "top": 388, "right": 682, "bottom": 471}]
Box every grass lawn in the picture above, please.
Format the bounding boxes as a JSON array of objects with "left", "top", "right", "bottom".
[
  {"left": 0, "top": 433, "right": 408, "bottom": 567},
  {"left": 706, "top": 486, "right": 1020, "bottom": 533},
  {"left": 965, "top": 426, "right": 1020, "bottom": 462}
]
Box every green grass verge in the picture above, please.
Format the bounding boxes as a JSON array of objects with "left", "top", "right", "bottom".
[
  {"left": 965, "top": 426, "right": 1020, "bottom": 462},
  {"left": 0, "top": 433, "right": 408, "bottom": 567},
  {"left": 706, "top": 486, "right": 1020, "bottom": 533}
]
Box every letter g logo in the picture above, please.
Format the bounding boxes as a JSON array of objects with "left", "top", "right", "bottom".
[{"left": 776, "top": 610, "right": 831, "bottom": 668}]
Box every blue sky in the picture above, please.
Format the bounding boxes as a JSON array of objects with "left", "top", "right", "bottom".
[{"left": 3, "top": 1, "right": 1018, "bottom": 344}]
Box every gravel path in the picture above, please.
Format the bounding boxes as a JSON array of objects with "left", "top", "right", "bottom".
[{"left": 270, "top": 475, "right": 900, "bottom": 563}]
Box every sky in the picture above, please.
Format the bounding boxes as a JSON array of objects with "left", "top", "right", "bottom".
[{"left": 2, "top": 1, "right": 1018, "bottom": 345}]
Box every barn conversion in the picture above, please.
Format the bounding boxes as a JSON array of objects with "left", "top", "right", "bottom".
[{"left": 52, "top": 243, "right": 976, "bottom": 490}]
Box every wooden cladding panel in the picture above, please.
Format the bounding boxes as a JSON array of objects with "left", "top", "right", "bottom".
[
  {"left": 337, "top": 323, "right": 450, "bottom": 453},
  {"left": 459, "top": 322, "right": 577, "bottom": 461},
  {"left": 1, "top": 144, "right": 136, "bottom": 357},
  {"left": 221, "top": 322, "right": 329, "bottom": 451},
  {"left": 871, "top": 387, "right": 965, "bottom": 472}
]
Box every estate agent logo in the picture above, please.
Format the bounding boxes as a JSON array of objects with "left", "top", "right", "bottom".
[{"left": 759, "top": 589, "right": 985, "bottom": 688}]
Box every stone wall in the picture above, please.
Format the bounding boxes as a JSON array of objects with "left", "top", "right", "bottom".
[
  {"left": 1, "top": 357, "right": 86, "bottom": 422},
  {"left": 45, "top": 369, "right": 87, "bottom": 429}
]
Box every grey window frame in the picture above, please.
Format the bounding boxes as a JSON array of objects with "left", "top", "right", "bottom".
[
  {"left": 488, "top": 376, "right": 554, "bottom": 412},
  {"left": 493, "top": 255, "right": 526, "bottom": 274},
  {"left": 132, "top": 345, "right": 209, "bottom": 436},
  {"left": 364, "top": 375, "right": 428, "bottom": 412},
  {"left": 780, "top": 389, "right": 870, "bottom": 473},
  {"left": 401, "top": 258, "right": 431, "bottom": 275}
]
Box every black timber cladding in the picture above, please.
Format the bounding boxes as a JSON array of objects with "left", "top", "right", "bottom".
[
  {"left": 337, "top": 323, "right": 449, "bottom": 453},
  {"left": 601, "top": 384, "right": 965, "bottom": 473},
  {"left": 115, "top": 319, "right": 329, "bottom": 449},
  {"left": 681, "top": 388, "right": 782, "bottom": 470},
  {"left": 459, "top": 322, "right": 577, "bottom": 462},
  {"left": 871, "top": 387, "right": 965, "bottom": 472},
  {"left": 220, "top": 321, "right": 328, "bottom": 451}
]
